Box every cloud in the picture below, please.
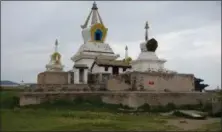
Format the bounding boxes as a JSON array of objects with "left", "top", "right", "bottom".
[{"left": 1, "top": 1, "right": 221, "bottom": 89}]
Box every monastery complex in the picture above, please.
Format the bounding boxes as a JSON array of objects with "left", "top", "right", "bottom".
[
  {"left": 19, "top": 2, "right": 213, "bottom": 107},
  {"left": 38, "top": 2, "right": 196, "bottom": 91}
]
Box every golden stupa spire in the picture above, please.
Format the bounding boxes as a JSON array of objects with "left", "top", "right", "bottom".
[
  {"left": 125, "top": 45, "right": 128, "bottom": 60},
  {"left": 55, "top": 39, "right": 58, "bottom": 52}
]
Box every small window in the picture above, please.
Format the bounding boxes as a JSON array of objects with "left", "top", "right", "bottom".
[
  {"left": 123, "top": 68, "right": 126, "bottom": 72},
  {"left": 105, "top": 67, "right": 108, "bottom": 71}
]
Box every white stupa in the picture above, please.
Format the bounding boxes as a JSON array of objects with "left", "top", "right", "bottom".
[
  {"left": 71, "top": 2, "right": 120, "bottom": 69},
  {"left": 46, "top": 39, "right": 64, "bottom": 72},
  {"left": 131, "top": 21, "right": 168, "bottom": 72}
]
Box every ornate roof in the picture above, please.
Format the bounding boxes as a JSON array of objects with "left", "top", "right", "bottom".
[
  {"left": 73, "top": 64, "right": 88, "bottom": 69},
  {"left": 94, "top": 59, "right": 131, "bottom": 68}
]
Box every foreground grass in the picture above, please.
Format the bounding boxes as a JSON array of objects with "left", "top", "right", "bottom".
[
  {"left": 1, "top": 91, "right": 221, "bottom": 131},
  {"left": 0, "top": 91, "right": 177, "bottom": 131},
  {"left": 1, "top": 109, "right": 178, "bottom": 131},
  {"left": 197, "top": 121, "right": 221, "bottom": 131}
]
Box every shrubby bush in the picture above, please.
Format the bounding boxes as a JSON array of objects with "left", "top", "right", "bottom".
[
  {"left": 166, "top": 103, "right": 176, "bottom": 110},
  {"left": 119, "top": 103, "right": 133, "bottom": 110},
  {"left": 138, "top": 103, "right": 150, "bottom": 111},
  {"left": 1, "top": 91, "right": 20, "bottom": 109}
]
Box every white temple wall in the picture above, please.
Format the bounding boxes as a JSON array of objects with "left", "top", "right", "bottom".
[
  {"left": 119, "top": 68, "right": 123, "bottom": 73},
  {"left": 132, "top": 61, "right": 164, "bottom": 72},
  {"left": 132, "top": 63, "right": 140, "bottom": 71},
  {"left": 108, "top": 67, "right": 112, "bottom": 73},
  {"left": 91, "top": 64, "right": 126, "bottom": 74},
  {"left": 78, "top": 43, "right": 115, "bottom": 54},
  {"left": 150, "top": 62, "right": 158, "bottom": 69},
  {"left": 91, "top": 64, "right": 112, "bottom": 73},
  {"left": 159, "top": 63, "right": 164, "bottom": 69},
  {"left": 82, "top": 28, "right": 91, "bottom": 43}
]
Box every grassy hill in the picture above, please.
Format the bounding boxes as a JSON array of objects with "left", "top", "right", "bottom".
[{"left": 1, "top": 80, "right": 19, "bottom": 85}]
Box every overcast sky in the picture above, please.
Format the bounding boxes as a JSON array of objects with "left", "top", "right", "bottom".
[{"left": 1, "top": 1, "right": 221, "bottom": 89}]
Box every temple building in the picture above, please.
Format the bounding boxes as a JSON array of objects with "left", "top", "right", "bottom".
[
  {"left": 20, "top": 1, "right": 214, "bottom": 108},
  {"left": 68, "top": 2, "right": 132, "bottom": 84},
  {"left": 37, "top": 2, "right": 196, "bottom": 92},
  {"left": 38, "top": 2, "right": 131, "bottom": 85}
]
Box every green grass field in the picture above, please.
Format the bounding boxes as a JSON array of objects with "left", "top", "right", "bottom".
[
  {"left": 1, "top": 90, "right": 221, "bottom": 131},
  {"left": 1, "top": 109, "right": 179, "bottom": 131}
]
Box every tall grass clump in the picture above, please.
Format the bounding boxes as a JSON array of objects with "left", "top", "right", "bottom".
[{"left": 0, "top": 91, "right": 20, "bottom": 109}]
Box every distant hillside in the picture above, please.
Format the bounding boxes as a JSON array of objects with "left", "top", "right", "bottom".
[{"left": 1, "top": 80, "right": 19, "bottom": 86}]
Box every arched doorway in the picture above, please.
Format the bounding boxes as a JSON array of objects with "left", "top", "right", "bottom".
[{"left": 94, "top": 29, "right": 102, "bottom": 41}]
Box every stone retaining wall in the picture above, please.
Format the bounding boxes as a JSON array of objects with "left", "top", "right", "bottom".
[
  {"left": 20, "top": 91, "right": 214, "bottom": 108},
  {"left": 37, "top": 72, "right": 68, "bottom": 84},
  {"left": 130, "top": 72, "right": 194, "bottom": 92}
]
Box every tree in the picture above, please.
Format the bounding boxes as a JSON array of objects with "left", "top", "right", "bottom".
[
  {"left": 194, "top": 77, "right": 209, "bottom": 92},
  {"left": 123, "top": 57, "right": 132, "bottom": 64},
  {"left": 146, "top": 38, "right": 158, "bottom": 52}
]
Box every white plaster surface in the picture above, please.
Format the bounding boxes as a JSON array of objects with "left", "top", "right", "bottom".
[
  {"left": 82, "top": 27, "right": 91, "bottom": 44},
  {"left": 91, "top": 64, "right": 112, "bottom": 73},
  {"left": 132, "top": 52, "right": 166, "bottom": 72},
  {"left": 91, "top": 64, "right": 126, "bottom": 74},
  {"left": 140, "top": 41, "right": 148, "bottom": 52},
  {"left": 75, "top": 59, "right": 95, "bottom": 69},
  {"left": 71, "top": 43, "right": 120, "bottom": 69},
  {"left": 137, "top": 52, "right": 160, "bottom": 60},
  {"left": 73, "top": 43, "right": 116, "bottom": 56}
]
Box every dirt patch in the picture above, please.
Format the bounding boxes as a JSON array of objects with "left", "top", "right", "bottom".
[{"left": 167, "top": 117, "right": 220, "bottom": 130}]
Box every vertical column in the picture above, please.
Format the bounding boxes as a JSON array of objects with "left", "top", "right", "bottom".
[
  {"left": 74, "top": 68, "right": 79, "bottom": 84},
  {"left": 119, "top": 68, "right": 123, "bottom": 74},
  {"left": 67, "top": 72, "right": 70, "bottom": 84},
  {"left": 108, "top": 67, "right": 112, "bottom": 73},
  {"left": 84, "top": 69, "right": 88, "bottom": 84},
  {"left": 99, "top": 73, "right": 102, "bottom": 83}
]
